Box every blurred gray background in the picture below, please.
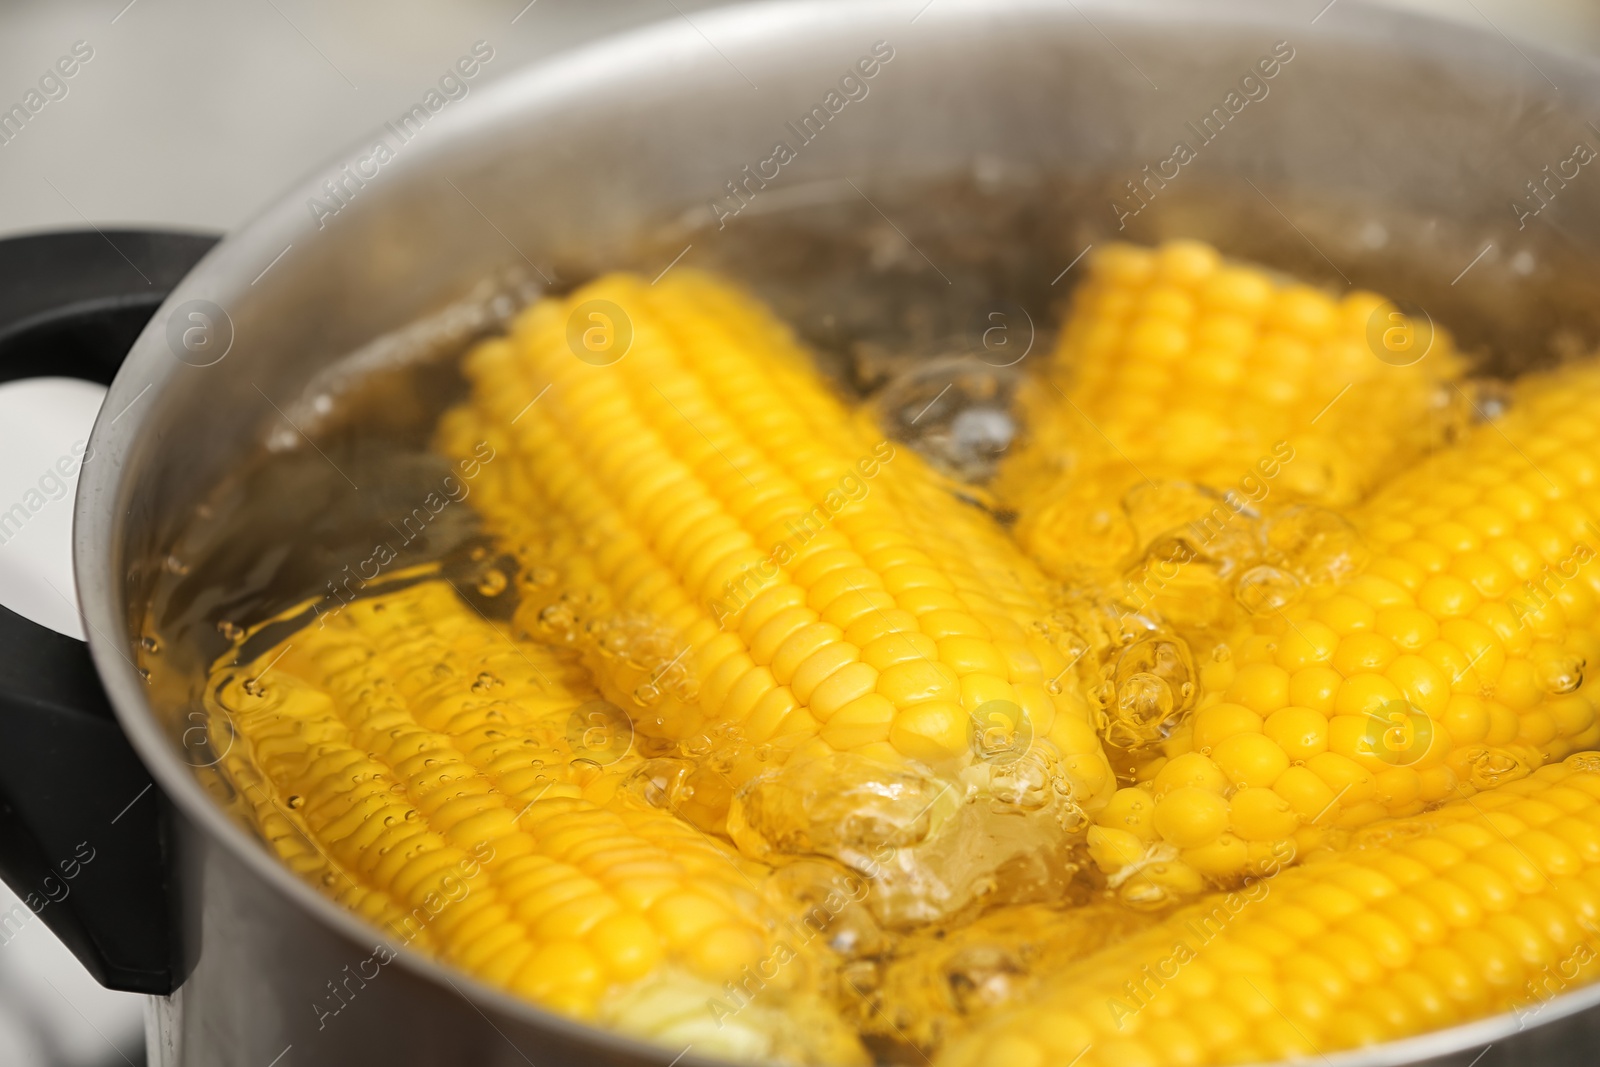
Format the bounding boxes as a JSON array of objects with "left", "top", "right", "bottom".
[
  {"left": 1, "top": 0, "right": 1598, "bottom": 238},
  {"left": 0, "top": 1, "right": 1596, "bottom": 1065}
]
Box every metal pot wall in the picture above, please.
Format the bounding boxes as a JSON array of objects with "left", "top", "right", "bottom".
[{"left": 2, "top": 1, "right": 1600, "bottom": 1064}]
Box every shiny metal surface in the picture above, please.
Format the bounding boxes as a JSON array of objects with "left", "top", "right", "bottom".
[
  {"left": 147, "top": 812, "right": 671, "bottom": 1067},
  {"left": 67, "top": 1, "right": 1600, "bottom": 1064}
]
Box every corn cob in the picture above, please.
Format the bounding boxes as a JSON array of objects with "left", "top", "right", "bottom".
[
  {"left": 940, "top": 754, "right": 1600, "bottom": 1067},
  {"left": 438, "top": 271, "right": 1117, "bottom": 917},
  {"left": 1088, "top": 360, "right": 1600, "bottom": 902},
  {"left": 999, "top": 239, "right": 1465, "bottom": 583},
  {"left": 206, "top": 577, "right": 867, "bottom": 1063}
]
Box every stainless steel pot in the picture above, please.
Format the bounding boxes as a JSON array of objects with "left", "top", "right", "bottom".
[{"left": 3, "top": 1, "right": 1600, "bottom": 1064}]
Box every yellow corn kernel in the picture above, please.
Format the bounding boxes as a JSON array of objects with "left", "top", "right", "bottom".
[{"left": 1153, "top": 788, "right": 1231, "bottom": 848}]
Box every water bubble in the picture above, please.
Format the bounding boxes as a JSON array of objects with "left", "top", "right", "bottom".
[
  {"left": 628, "top": 759, "right": 695, "bottom": 809},
  {"left": 872, "top": 357, "right": 1023, "bottom": 484},
  {"left": 1465, "top": 746, "right": 1531, "bottom": 789},
  {"left": 990, "top": 753, "right": 1054, "bottom": 810},
  {"left": 471, "top": 671, "right": 502, "bottom": 694},
  {"left": 1103, "top": 636, "right": 1196, "bottom": 749},
  {"left": 1126, "top": 503, "right": 1261, "bottom": 632},
  {"left": 529, "top": 566, "right": 557, "bottom": 588},
  {"left": 217, "top": 620, "right": 243, "bottom": 642},
  {"left": 1468, "top": 379, "right": 1514, "bottom": 423},
  {"left": 139, "top": 634, "right": 161, "bottom": 654},
  {"left": 162, "top": 555, "right": 189, "bottom": 576},
  {"left": 1537, "top": 654, "right": 1585, "bottom": 695},
  {"left": 1124, "top": 481, "right": 1255, "bottom": 555},
  {"left": 1352, "top": 819, "right": 1433, "bottom": 851},
  {"left": 1235, "top": 565, "right": 1302, "bottom": 615},
  {"left": 476, "top": 569, "right": 508, "bottom": 597},
  {"left": 1111, "top": 673, "right": 1175, "bottom": 745},
  {"left": 538, "top": 603, "right": 577, "bottom": 641},
  {"left": 242, "top": 677, "right": 268, "bottom": 698},
  {"left": 1264, "top": 505, "right": 1369, "bottom": 587},
  {"left": 286, "top": 795, "right": 304, "bottom": 810},
  {"left": 1052, "top": 636, "right": 1083, "bottom": 662},
  {"left": 968, "top": 699, "right": 1032, "bottom": 765}
]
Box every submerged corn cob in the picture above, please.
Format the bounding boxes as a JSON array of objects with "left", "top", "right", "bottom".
[
  {"left": 1088, "top": 360, "right": 1600, "bottom": 901},
  {"left": 1000, "top": 240, "right": 1464, "bottom": 580},
  {"left": 941, "top": 754, "right": 1600, "bottom": 1067},
  {"left": 208, "top": 578, "right": 866, "bottom": 1063},
  {"left": 438, "top": 271, "right": 1117, "bottom": 900}
]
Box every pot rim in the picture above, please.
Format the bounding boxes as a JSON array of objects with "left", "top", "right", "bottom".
[{"left": 71, "top": 1, "right": 1600, "bottom": 1063}]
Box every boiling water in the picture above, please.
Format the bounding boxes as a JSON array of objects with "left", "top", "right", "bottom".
[{"left": 136, "top": 171, "right": 1600, "bottom": 1061}]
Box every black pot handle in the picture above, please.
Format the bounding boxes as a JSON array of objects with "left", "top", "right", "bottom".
[{"left": 0, "top": 229, "right": 218, "bottom": 994}]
